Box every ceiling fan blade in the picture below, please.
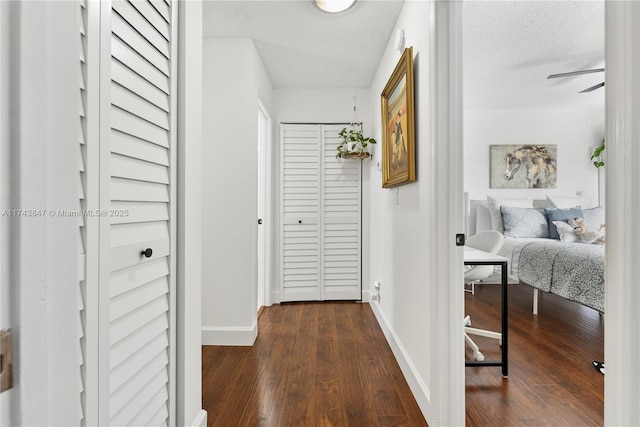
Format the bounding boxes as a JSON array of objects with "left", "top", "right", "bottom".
[
  {"left": 547, "top": 68, "right": 605, "bottom": 79},
  {"left": 579, "top": 82, "right": 605, "bottom": 93}
]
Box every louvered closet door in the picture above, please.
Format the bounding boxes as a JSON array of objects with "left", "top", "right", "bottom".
[
  {"left": 321, "top": 125, "right": 362, "bottom": 300},
  {"left": 280, "top": 124, "right": 362, "bottom": 302},
  {"left": 281, "top": 124, "right": 322, "bottom": 301},
  {"left": 98, "top": 1, "right": 177, "bottom": 425}
]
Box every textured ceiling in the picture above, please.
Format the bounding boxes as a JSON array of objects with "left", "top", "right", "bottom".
[
  {"left": 203, "top": 0, "right": 405, "bottom": 89},
  {"left": 464, "top": 1, "right": 604, "bottom": 109},
  {"left": 203, "top": 0, "right": 605, "bottom": 109}
]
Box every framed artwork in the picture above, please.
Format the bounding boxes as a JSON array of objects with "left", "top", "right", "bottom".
[
  {"left": 381, "top": 47, "right": 415, "bottom": 188},
  {"left": 490, "top": 144, "right": 558, "bottom": 189}
]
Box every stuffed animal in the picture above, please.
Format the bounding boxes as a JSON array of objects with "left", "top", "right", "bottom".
[{"left": 567, "top": 217, "right": 605, "bottom": 244}]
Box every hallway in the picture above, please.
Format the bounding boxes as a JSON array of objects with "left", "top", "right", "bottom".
[{"left": 202, "top": 302, "right": 427, "bottom": 426}]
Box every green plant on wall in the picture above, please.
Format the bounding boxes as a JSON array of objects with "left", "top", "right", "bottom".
[{"left": 591, "top": 139, "right": 605, "bottom": 168}]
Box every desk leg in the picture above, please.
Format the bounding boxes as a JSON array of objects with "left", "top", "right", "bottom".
[{"left": 501, "top": 261, "right": 508, "bottom": 377}]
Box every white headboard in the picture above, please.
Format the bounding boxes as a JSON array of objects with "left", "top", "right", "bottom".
[{"left": 464, "top": 193, "right": 550, "bottom": 237}]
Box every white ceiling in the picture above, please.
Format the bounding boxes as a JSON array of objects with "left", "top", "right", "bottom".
[
  {"left": 203, "top": 0, "right": 405, "bottom": 89},
  {"left": 202, "top": 0, "right": 604, "bottom": 109},
  {"left": 464, "top": 1, "right": 604, "bottom": 109}
]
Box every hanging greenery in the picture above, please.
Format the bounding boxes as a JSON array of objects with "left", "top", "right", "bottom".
[
  {"left": 336, "top": 126, "right": 377, "bottom": 159},
  {"left": 590, "top": 139, "right": 605, "bottom": 168},
  {"left": 335, "top": 95, "right": 377, "bottom": 159}
]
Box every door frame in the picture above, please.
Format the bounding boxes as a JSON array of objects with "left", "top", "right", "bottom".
[
  {"left": 257, "top": 100, "right": 272, "bottom": 308},
  {"left": 603, "top": 2, "right": 640, "bottom": 424},
  {"left": 430, "top": 1, "right": 465, "bottom": 425},
  {"left": 446, "top": 2, "right": 640, "bottom": 425}
]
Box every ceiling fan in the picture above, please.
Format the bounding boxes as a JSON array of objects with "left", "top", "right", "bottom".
[{"left": 546, "top": 68, "right": 604, "bottom": 93}]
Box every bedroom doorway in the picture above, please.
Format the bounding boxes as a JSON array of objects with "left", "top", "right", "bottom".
[{"left": 461, "top": 1, "right": 605, "bottom": 425}]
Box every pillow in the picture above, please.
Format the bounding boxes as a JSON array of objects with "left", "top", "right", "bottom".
[
  {"left": 582, "top": 206, "right": 605, "bottom": 227},
  {"left": 487, "top": 196, "right": 534, "bottom": 233},
  {"left": 545, "top": 207, "right": 584, "bottom": 239},
  {"left": 475, "top": 203, "right": 492, "bottom": 233},
  {"left": 547, "top": 195, "right": 595, "bottom": 209},
  {"left": 501, "top": 206, "right": 549, "bottom": 238},
  {"left": 552, "top": 220, "right": 579, "bottom": 243}
]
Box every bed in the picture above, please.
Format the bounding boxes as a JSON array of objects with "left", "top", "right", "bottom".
[{"left": 466, "top": 194, "right": 605, "bottom": 314}]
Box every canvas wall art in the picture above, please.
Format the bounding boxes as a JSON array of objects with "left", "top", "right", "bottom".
[{"left": 490, "top": 144, "right": 557, "bottom": 189}]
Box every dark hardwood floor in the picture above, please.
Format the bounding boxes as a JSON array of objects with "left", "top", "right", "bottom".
[
  {"left": 202, "top": 302, "right": 428, "bottom": 427},
  {"left": 202, "top": 285, "right": 604, "bottom": 427},
  {"left": 465, "top": 283, "right": 604, "bottom": 426}
]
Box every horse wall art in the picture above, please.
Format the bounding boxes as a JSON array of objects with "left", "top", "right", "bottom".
[{"left": 490, "top": 144, "right": 557, "bottom": 189}]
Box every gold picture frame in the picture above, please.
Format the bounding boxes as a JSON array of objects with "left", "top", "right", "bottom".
[{"left": 381, "top": 46, "right": 415, "bottom": 188}]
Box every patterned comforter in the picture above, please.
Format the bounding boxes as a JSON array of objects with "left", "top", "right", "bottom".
[{"left": 517, "top": 239, "right": 605, "bottom": 313}]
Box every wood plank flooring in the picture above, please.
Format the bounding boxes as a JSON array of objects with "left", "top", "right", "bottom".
[
  {"left": 202, "top": 285, "right": 604, "bottom": 427},
  {"left": 465, "top": 283, "right": 604, "bottom": 426},
  {"left": 202, "top": 302, "right": 428, "bottom": 427}
]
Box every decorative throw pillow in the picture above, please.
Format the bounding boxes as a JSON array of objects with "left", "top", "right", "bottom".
[
  {"left": 487, "top": 196, "right": 534, "bottom": 233},
  {"left": 475, "top": 203, "right": 492, "bottom": 233},
  {"left": 582, "top": 206, "right": 605, "bottom": 228},
  {"left": 545, "top": 207, "right": 584, "bottom": 239},
  {"left": 501, "top": 206, "right": 549, "bottom": 238},
  {"left": 547, "top": 195, "right": 595, "bottom": 209},
  {"left": 552, "top": 220, "right": 579, "bottom": 243}
]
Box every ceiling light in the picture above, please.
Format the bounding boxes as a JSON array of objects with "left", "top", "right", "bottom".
[{"left": 313, "top": 0, "right": 357, "bottom": 14}]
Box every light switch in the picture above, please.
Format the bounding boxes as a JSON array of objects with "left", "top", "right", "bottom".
[{"left": 394, "top": 188, "right": 399, "bottom": 205}]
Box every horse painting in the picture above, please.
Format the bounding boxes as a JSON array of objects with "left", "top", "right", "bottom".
[{"left": 490, "top": 144, "right": 557, "bottom": 189}]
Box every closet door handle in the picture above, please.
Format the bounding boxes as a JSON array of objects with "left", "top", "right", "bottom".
[
  {"left": 298, "top": 220, "right": 302, "bottom": 224},
  {"left": 258, "top": 218, "right": 263, "bottom": 225},
  {"left": 141, "top": 248, "right": 153, "bottom": 258}
]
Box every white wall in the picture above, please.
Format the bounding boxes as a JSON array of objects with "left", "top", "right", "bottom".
[
  {"left": 2, "top": 2, "right": 81, "bottom": 424},
  {"left": 201, "top": 38, "right": 273, "bottom": 345},
  {"left": 365, "top": 1, "right": 433, "bottom": 422},
  {"left": 464, "top": 108, "right": 604, "bottom": 203},
  {"left": 0, "top": 2, "right": 10, "bottom": 423},
  {"left": 274, "top": 89, "right": 370, "bottom": 124}
]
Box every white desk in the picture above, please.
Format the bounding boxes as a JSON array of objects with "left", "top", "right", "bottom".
[{"left": 464, "top": 247, "right": 509, "bottom": 377}]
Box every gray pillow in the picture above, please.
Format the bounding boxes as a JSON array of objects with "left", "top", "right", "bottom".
[
  {"left": 582, "top": 206, "right": 605, "bottom": 228},
  {"left": 501, "top": 206, "right": 549, "bottom": 238},
  {"left": 545, "top": 207, "right": 584, "bottom": 239}
]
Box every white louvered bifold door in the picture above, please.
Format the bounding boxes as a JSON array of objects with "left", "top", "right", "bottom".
[
  {"left": 97, "top": 1, "right": 177, "bottom": 425},
  {"left": 280, "top": 124, "right": 362, "bottom": 302},
  {"left": 321, "top": 125, "right": 362, "bottom": 300},
  {"left": 281, "top": 124, "right": 322, "bottom": 301}
]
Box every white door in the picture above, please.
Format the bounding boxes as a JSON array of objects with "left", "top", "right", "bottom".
[
  {"left": 257, "top": 105, "right": 267, "bottom": 311},
  {"left": 280, "top": 123, "right": 362, "bottom": 302},
  {"left": 85, "top": 1, "right": 178, "bottom": 425},
  {"left": 281, "top": 124, "right": 322, "bottom": 301},
  {"left": 321, "top": 125, "right": 362, "bottom": 300}
]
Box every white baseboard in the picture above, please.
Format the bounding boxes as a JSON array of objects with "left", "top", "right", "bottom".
[
  {"left": 271, "top": 289, "right": 369, "bottom": 303},
  {"left": 201, "top": 322, "right": 257, "bottom": 346},
  {"left": 368, "top": 301, "right": 430, "bottom": 420},
  {"left": 272, "top": 289, "right": 281, "bottom": 304},
  {"left": 189, "top": 410, "right": 207, "bottom": 427}
]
